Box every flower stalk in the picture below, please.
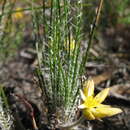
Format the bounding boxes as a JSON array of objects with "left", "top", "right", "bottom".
[{"left": 59, "top": 115, "right": 85, "bottom": 130}]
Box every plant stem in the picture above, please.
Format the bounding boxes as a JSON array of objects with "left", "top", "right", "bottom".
[
  {"left": 59, "top": 115, "right": 85, "bottom": 130},
  {"left": 79, "top": 0, "right": 104, "bottom": 75}
]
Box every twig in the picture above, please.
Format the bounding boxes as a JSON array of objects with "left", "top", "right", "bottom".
[{"left": 14, "top": 94, "right": 38, "bottom": 130}]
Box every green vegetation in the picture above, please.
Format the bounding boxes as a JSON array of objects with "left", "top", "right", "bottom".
[
  {"left": 0, "top": 86, "right": 13, "bottom": 130},
  {"left": 33, "top": 0, "right": 104, "bottom": 128},
  {"left": 33, "top": 0, "right": 84, "bottom": 125}
]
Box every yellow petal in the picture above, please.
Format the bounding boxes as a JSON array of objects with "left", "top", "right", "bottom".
[
  {"left": 64, "top": 35, "right": 75, "bottom": 51},
  {"left": 78, "top": 103, "right": 87, "bottom": 109},
  {"left": 83, "top": 78, "right": 94, "bottom": 98},
  {"left": 94, "top": 88, "right": 109, "bottom": 104},
  {"left": 97, "top": 104, "right": 111, "bottom": 108},
  {"left": 91, "top": 107, "right": 122, "bottom": 119},
  {"left": 79, "top": 89, "right": 86, "bottom": 101},
  {"left": 84, "top": 96, "right": 99, "bottom": 108},
  {"left": 83, "top": 108, "right": 95, "bottom": 120}
]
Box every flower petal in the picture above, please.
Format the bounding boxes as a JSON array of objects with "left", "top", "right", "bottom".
[
  {"left": 79, "top": 89, "right": 86, "bottom": 101},
  {"left": 97, "top": 104, "right": 111, "bottom": 108},
  {"left": 83, "top": 78, "right": 94, "bottom": 98},
  {"left": 91, "top": 107, "right": 122, "bottom": 119},
  {"left": 84, "top": 96, "right": 99, "bottom": 108},
  {"left": 83, "top": 108, "right": 95, "bottom": 120},
  {"left": 94, "top": 88, "right": 109, "bottom": 104},
  {"left": 78, "top": 103, "right": 87, "bottom": 109}
]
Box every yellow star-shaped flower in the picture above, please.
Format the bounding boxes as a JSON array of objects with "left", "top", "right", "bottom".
[
  {"left": 78, "top": 78, "right": 122, "bottom": 120},
  {"left": 13, "top": 8, "right": 24, "bottom": 20}
]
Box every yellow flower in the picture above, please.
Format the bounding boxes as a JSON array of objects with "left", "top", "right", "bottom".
[
  {"left": 78, "top": 78, "right": 122, "bottom": 120},
  {"left": 64, "top": 35, "right": 75, "bottom": 52},
  {"left": 13, "top": 8, "right": 24, "bottom": 20}
]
